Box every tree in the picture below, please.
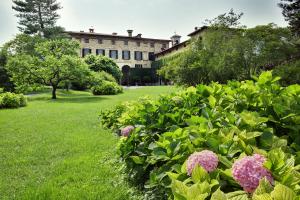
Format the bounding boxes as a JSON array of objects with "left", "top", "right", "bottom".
[
  {"left": 0, "top": 34, "right": 44, "bottom": 91},
  {"left": 158, "top": 24, "right": 298, "bottom": 86},
  {"left": 84, "top": 54, "right": 122, "bottom": 82},
  {"left": 204, "top": 8, "right": 245, "bottom": 28},
  {"left": 12, "top": 0, "right": 65, "bottom": 38},
  {"left": 6, "top": 39, "right": 90, "bottom": 99},
  {"left": 279, "top": 0, "right": 300, "bottom": 36}
]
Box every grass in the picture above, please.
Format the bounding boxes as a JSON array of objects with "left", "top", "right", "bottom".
[{"left": 0, "top": 86, "right": 177, "bottom": 200}]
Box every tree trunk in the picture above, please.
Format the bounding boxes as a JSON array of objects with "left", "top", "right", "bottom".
[{"left": 52, "top": 86, "right": 57, "bottom": 99}]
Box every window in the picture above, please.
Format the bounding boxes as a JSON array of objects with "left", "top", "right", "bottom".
[
  {"left": 124, "top": 40, "right": 128, "bottom": 45},
  {"left": 111, "top": 40, "right": 115, "bottom": 45},
  {"left": 162, "top": 43, "right": 167, "bottom": 48},
  {"left": 122, "top": 50, "right": 130, "bottom": 60},
  {"left": 109, "top": 50, "right": 118, "bottom": 59},
  {"left": 134, "top": 51, "right": 143, "bottom": 60},
  {"left": 98, "top": 39, "right": 103, "bottom": 44},
  {"left": 150, "top": 43, "right": 154, "bottom": 48},
  {"left": 84, "top": 38, "right": 89, "bottom": 43},
  {"left": 96, "top": 49, "right": 105, "bottom": 56},
  {"left": 148, "top": 52, "right": 155, "bottom": 61},
  {"left": 82, "top": 48, "right": 91, "bottom": 57},
  {"left": 136, "top": 42, "right": 140, "bottom": 47},
  {"left": 135, "top": 64, "right": 143, "bottom": 68}
]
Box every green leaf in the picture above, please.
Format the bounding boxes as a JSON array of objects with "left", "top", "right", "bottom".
[
  {"left": 240, "top": 111, "right": 268, "bottom": 127},
  {"left": 130, "top": 156, "right": 144, "bottom": 164},
  {"left": 172, "top": 180, "right": 188, "bottom": 199},
  {"left": 181, "top": 160, "right": 188, "bottom": 174},
  {"left": 211, "top": 188, "right": 227, "bottom": 200},
  {"left": 226, "top": 191, "right": 249, "bottom": 200},
  {"left": 208, "top": 95, "right": 217, "bottom": 107},
  {"left": 253, "top": 178, "right": 274, "bottom": 195},
  {"left": 271, "top": 183, "right": 296, "bottom": 200},
  {"left": 191, "top": 164, "right": 209, "bottom": 183},
  {"left": 187, "top": 183, "right": 209, "bottom": 200},
  {"left": 252, "top": 193, "right": 273, "bottom": 200}
]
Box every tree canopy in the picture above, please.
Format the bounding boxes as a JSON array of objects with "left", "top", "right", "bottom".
[
  {"left": 6, "top": 39, "right": 90, "bottom": 99},
  {"left": 159, "top": 24, "right": 298, "bottom": 86},
  {"left": 279, "top": 0, "right": 300, "bottom": 36},
  {"left": 84, "top": 54, "right": 122, "bottom": 82},
  {"left": 12, "top": 0, "right": 65, "bottom": 38}
]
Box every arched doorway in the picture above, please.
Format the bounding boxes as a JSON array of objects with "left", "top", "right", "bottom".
[{"left": 122, "top": 65, "right": 130, "bottom": 86}]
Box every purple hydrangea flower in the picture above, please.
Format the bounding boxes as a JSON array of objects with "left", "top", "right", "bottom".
[
  {"left": 120, "top": 125, "right": 134, "bottom": 137},
  {"left": 187, "top": 150, "right": 219, "bottom": 175},
  {"left": 232, "top": 154, "right": 274, "bottom": 193}
]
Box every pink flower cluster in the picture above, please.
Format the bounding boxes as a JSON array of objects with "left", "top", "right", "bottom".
[
  {"left": 121, "top": 125, "right": 134, "bottom": 137},
  {"left": 187, "top": 150, "right": 219, "bottom": 175},
  {"left": 232, "top": 154, "right": 273, "bottom": 193}
]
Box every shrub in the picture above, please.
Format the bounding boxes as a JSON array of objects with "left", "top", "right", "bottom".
[
  {"left": 84, "top": 54, "right": 122, "bottom": 81},
  {"left": 0, "top": 92, "right": 27, "bottom": 108},
  {"left": 92, "top": 81, "right": 123, "bottom": 95},
  {"left": 100, "top": 72, "right": 300, "bottom": 199},
  {"left": 273, "top": 60, "right": 300, "bottom": 86},
  {"left": 19, "top": 94, "right": 27, "bottom": 107}
]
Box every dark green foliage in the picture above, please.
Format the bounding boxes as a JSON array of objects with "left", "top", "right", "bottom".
[
  {"left": 159, "top": 24, "right": 298, "bottom": 86},
  {"left": 279, "top": 0, "right": 300, "bottom": 36},
  {"left": 273, "top": 60, "right": 300, "bottom": 86},
  {"left": 84, "top": 54, "right": 122, "bottom": 82},
  {"left": 101, "top": 72, "right": 300, "bottom": 199},
  {"left": 125, "top": 68, "right": 159, "bottom": 86},
  {"left": 12, "top": 0, "right": 64, "bottom": 38},
  {"left": 204, "top": 8, "right": 244, "bottom": 28},
  {"left": 91, "top": 81, "right": 123, "bottom": 95},
  {"left": 0, "top": 92, "right": 27, "bottom": 108}
]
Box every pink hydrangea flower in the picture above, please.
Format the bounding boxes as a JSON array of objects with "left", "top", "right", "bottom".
[
  {"left": 121, "top": 125, "right": 134, "bottom": 137},
  {"left": 232, "top": 154, "right": 274, "bottom": 193},
  {"left": 187, "top": 150, "right": 219, "bottom": 175}
]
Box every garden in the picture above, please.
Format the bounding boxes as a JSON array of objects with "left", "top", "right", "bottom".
[
  {"left": 0, "top": 0, "right": 300, "bottom": 199},
  {"left": 101, "top": 72, "right": 300, "bottom": 199}
]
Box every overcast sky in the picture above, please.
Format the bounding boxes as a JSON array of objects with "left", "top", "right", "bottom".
[{"left": 0, "top": 0, "right": 287, "bottom": 46}]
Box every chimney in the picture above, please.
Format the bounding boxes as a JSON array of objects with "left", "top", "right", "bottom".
[
  {"left": 89, "top": 27, "right": 94, "bottom": 33},
  {"left": 112, "top": 32, "right": 118, "bottom": 36},
  {"left": 127, "top": 30, "right": 133, "bottom": 37},
  {"left": 136, "top": 33, "right": 142, "bottom": 38},
  {"left": 195, "top": 27, "right": 198, "bottom": 31},
  {"left": 80, "top": 30, "right": 84, "bottom": 32}
]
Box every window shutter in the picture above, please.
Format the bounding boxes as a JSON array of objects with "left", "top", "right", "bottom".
[{"left": 116, "top": 50, "right": 118, "bottom": 59}]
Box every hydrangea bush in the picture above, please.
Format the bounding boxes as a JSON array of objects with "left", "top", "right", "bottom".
[{"left": 100, "top": 72, "right": 300, "bottom": 199}]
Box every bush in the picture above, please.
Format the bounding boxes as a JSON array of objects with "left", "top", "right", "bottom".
[
  {"left": 273, "top": 60, "right": 300, "bottom": 86},
  {"left": 101, "top": 72, "right": 300, "bottom": 199},
  {"left": 0, "top": 92, "right": 27, "bottom": 108},
  {"left": 92, "top": 81, "right": 123, "bottom": 95},
  {"left": 84, "top": 54, "right": 122, "bottom": 81}
]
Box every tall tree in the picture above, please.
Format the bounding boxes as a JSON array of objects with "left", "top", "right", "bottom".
[
  {"left": 279, "top": 0, "right": 300, "bottom": 36},
  {"left": 12, "top": 0, "right": 64, "bottom": 38}
]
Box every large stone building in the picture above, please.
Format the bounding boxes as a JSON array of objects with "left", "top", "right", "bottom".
[
  {"left": 66, "top": 26, "right": 208, "bottom": 85},
  {"left": 66, "top": 28, "right": 171, "bottom": 71}
]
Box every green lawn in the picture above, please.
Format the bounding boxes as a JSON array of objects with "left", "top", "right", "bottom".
[{"left": 0, "top": 86, "right": 176, "bottom": 200}]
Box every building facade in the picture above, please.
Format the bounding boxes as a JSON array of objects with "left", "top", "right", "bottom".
[
  {"left": 155, "top": 26, "right": 208, "bottom": 60},
  {"left": 66, "top": 29, "right": 171, "bottom": 71}
]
